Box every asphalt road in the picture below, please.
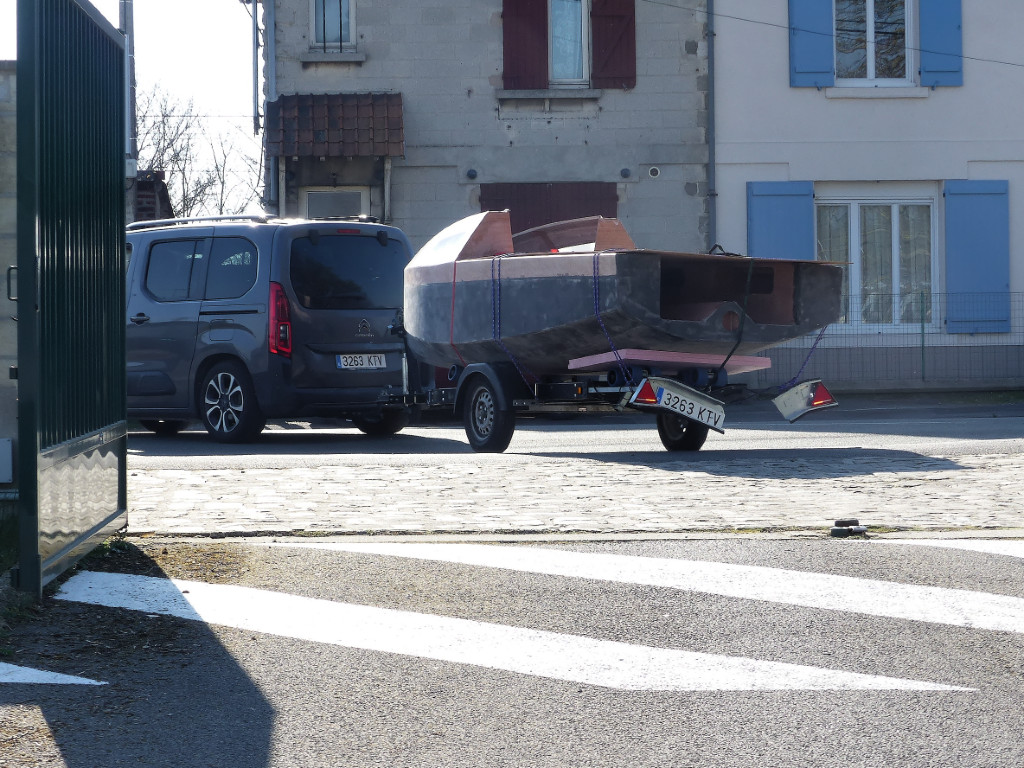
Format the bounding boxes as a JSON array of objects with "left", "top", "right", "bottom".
[{"left": 4, "top": 535, "right": 1024, "bottom": 767}]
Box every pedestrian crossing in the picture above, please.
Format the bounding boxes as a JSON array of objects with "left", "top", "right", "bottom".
[
  {"left": 51, "top": 569, "right": 968, "bottom": 692},
  {"left": 9, "top": 539, "right": 1024, "bottom": 691}
]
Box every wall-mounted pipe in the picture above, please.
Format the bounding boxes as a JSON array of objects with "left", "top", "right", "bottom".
[{"left": 707, "top": 0, "right": 718, "bottom": 248}]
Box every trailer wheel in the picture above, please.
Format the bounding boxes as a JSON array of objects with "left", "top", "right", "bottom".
[
  {"left": 463, "top": 377, "right": 515, "bottom": 453},
  {"left": 656, "top": 412, "right": 709, "bottom": 451}
]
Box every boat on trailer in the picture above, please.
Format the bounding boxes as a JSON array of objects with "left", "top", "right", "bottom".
[
  {"left": 401, "top": 212, "right": 844, "bottom": 452},
  {"left": 403, "top": 211, "right": 843, "bottom": 378}
]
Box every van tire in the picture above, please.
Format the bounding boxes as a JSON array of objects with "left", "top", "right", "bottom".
[
  {"left": 352, "top": 409, "right": 409, "bottom": 436},
  {"left": 199, "top": 362, "right": 266, "bottom": 443},
  {"left": 139, "top": 419, "right": 188, "bottom": 436}
]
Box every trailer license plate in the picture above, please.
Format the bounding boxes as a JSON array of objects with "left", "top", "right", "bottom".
[
  {"left": 656, "top": 382, "right": 725, "bottom": 431},
  {"left": 337, "top": 353, "right": 386, "bottom": 369}
]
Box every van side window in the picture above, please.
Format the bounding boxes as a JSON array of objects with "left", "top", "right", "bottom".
[
  {"left": 206, "top": 237, "right": 258, "bottom": 299},
  {"left": 145, "top": 240, "right": 206, "bottom": 301}
]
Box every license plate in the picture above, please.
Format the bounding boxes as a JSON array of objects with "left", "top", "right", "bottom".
[
  {"left": 336, "top": 353, "right": 386, "bottom": 369},
  {"left": 648, "top": 378, "right": 725, "bottom": 432}
]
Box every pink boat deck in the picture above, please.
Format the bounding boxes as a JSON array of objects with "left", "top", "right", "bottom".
[{"left": 567, "top": 348, "right": 772, "bottom": 375}]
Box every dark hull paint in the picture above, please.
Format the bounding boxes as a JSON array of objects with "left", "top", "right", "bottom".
[{"left": 405, "top": 250, "right": 844, "bottom": 375}]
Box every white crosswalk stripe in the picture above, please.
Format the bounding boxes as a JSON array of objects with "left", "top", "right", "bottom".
[
  {"left": 877, "top": 539, "right": 1024, "bottom": 559},
  {"left": 0, "top": 662, "right": 106, "bottom": 686},
  {"left": 55, "top": 570, "right": 969, "bottom": 692},
  {"left": 273, "top": 541, "right": 1024, "bottom": 634}
]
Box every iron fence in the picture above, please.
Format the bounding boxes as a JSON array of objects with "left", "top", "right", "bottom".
[{"left": 750, "top": 292, "right": 1024, "bottom": 392}]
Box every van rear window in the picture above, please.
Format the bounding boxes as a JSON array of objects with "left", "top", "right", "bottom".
[{"left": 290, "top": 234, "right": 407, "bottom": 310}]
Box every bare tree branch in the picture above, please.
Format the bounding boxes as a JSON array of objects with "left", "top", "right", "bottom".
[{"left": 135, "top": 85, "right": 262, "bottom": 217}]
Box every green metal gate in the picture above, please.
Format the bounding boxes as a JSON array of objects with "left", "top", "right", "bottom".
[{"left": 13, "top": 0, "right": 127, "bottom": 596}]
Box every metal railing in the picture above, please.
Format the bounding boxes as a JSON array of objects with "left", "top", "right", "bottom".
[{"left": 750, "top": 292, "right": 1024, "bottom": 392}]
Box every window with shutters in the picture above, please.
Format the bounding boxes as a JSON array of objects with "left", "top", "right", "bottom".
[
  {"left": 750, "top": 179, "right": 1008, "bottom": 334},
  {"left": 789, "top": 0, "right": 962, "bottom": 89},
  {"left": 502, "top": 0, "right": 636, "bottom": 91}
]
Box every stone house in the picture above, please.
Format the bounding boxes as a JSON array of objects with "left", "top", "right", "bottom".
[{"left": 260, "top": 0, "right": 711, "bottom": 252}]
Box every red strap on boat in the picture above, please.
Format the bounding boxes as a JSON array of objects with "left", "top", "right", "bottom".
[{"left": 449, "top": 261, "right": 467, "bottom": 366}]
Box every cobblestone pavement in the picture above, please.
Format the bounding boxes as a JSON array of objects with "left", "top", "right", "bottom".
[{"left": 125, "top": 413, "right": 1024, "bottom": 536}]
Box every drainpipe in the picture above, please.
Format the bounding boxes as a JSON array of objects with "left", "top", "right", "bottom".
[
  {"left": 706, "top": 0, "right": 718, "bottom": 248},
  {"left": 383, "top": 157, "right": 393, "bottom": 223},
  {"left": 265, "top": 0, "right": 280, "bottom": 214},
  {"left": 251, "top": 0, "right": 260, "bottom": 135}
]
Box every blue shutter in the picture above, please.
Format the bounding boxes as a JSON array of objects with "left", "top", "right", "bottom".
[
  {"left": 943, "top": 180, "right": 1010, "bottom": 333},
  {"left": 789, "top": 0, "right": 834, "bottom": 88},
  {"left": 920, "top": 0, "right": 963, "bottom": 87},
  {"left": 746, "top": 181, "right": 815, "bottom": 260}
]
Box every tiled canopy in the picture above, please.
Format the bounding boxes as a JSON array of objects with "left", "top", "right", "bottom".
[{"left": 265, "top": 93, "right": 404, "bottom": 158}]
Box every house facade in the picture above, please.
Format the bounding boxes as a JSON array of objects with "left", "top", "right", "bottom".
[
  {"left": 261, "top": 0, "right": 711, "bottom": 252},
  {"left": 713, "top": 0, "right": 1023, "bottom": 390}
]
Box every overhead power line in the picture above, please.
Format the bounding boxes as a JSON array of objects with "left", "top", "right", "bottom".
[{"left": 641, "top": 0, "right": 1024, "bottom": 71}]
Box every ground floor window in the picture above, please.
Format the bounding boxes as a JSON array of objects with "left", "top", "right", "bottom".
[
  {"left": 815, "top": 194, "right": 934, "bottom": 326},
  {"left": 303, "top": 188, "right": 369, "bottom": 219}
]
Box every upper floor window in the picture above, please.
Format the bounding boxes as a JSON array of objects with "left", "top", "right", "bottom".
[
  {"left": 835, "top": 0, "right": 910, "bottom": 84},
  {"left": 789, "top": 0, "right": 962, "bottom": 89},
  {"left": 313, "top": 0, "right": 354, "bottom": 50},
  {"left": 503, "top": 0, "right": 636, "bottom": 91},
  {"left": 550, "top": 0, "right": 590, "bottom": 85}
]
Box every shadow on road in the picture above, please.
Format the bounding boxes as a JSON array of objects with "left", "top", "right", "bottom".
[
  {"left": 0, "top": 544, "right": 274, "bottom": 768},
  {"left": 530, "top": 447, "right": 964, "bottom": 480},
  {"left": 126, "top": 426, "right": 472, "bottom": 457}
]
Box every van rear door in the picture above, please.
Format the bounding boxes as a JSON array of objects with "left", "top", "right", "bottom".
[{"left": 284, "top": 227, "right": 411, "bottom": 398}]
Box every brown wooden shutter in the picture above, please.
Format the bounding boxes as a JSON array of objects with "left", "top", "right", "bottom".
[
  {"left": 502, "top": 0, "right": 549, "bottom": 90},
  {"left": 480, "top": 182, "right": 618, "bottom": 234},
  {"left": 591, "top": 0, "right": 636, "bottom": 89}
]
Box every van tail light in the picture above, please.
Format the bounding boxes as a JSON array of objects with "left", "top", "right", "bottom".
[{"left": 269, "top": 281, "right": 292, "bottom": 358}]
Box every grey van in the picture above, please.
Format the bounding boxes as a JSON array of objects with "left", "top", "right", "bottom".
[{"left": 125, "top": 215, "right": 415, "bottom": 442}]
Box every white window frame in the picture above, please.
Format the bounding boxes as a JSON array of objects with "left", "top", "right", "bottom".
[
  {"left": 302, "top": 187, "right": 370, "bottom": 219},
  {"left": 310, "top": 0, "right": 356, "bottom": 51},
  {"left": 549, "top": 0, "right": 591, "bottom": 88},
  {"left": 834, "top": 0, "right": 916, "bottom": 87},
  {"left": 815, "top": 183, "right": 939, "bottom": 329}
]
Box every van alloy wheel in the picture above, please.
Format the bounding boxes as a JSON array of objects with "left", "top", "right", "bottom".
[{"left": 199, "top": 362, "right": 265, "bottom": 443}]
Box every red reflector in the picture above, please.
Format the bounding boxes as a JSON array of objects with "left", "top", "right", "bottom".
[
  {"left": 811, "top": 382, "right": 835, "bottom": 407},
  {"left": 633, "top": 380, "right": 659, "bottom": 405}
]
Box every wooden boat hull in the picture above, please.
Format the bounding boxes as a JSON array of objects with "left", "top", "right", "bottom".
[{"left": 404, "top": 213, "right": 843, "bottom": 376}]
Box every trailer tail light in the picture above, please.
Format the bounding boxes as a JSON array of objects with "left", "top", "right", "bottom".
[
  {"left": 810, "top": 381, "right": 836, "bottom": 408},
  {"left": 632, "top": 379, "right": 660, "bottom": 405},
  {"left": 772, "top": 379, "right": 838, "bottom": 422},
  {"left": 269, "top": 281, "right": 292, "bottom": 358}
]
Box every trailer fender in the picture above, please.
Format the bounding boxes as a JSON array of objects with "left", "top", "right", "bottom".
[{"left": 454, "top": 363, "right": 531, "bottom": 415}]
